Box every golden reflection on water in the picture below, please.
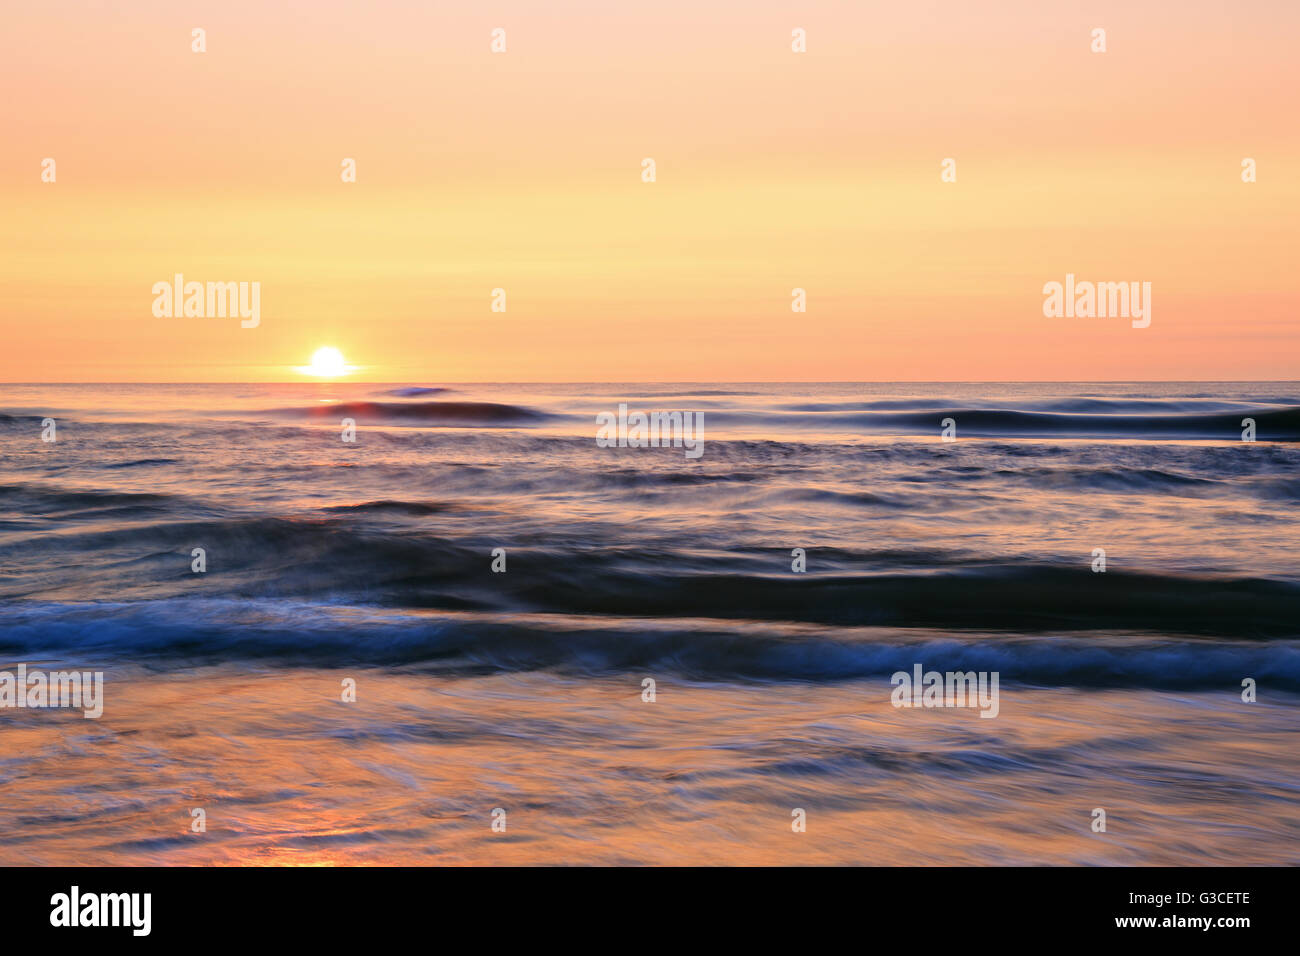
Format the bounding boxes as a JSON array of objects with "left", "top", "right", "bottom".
[{"left": 2, "top": 667, "right": 1297, "bottom": 865}]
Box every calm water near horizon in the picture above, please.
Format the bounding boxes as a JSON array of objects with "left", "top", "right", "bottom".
[{"left": 1, "top": 382, "right": 1298, "bottom": 864}]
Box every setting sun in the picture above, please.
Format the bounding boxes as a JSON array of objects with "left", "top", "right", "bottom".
[{"left": 298, "top": 347, "right": 351, "bottom": 377}]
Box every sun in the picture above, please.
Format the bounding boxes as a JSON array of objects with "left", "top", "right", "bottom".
[{"left": 297, "top": 346, "right": 352, "bottom": 377}]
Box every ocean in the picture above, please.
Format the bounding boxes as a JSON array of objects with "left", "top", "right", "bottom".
[{"left": 1, "top": 382, "right": 1298, "bottom": 864}]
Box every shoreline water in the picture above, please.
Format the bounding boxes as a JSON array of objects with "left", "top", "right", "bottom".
[{"left": 2, "top": 667, "right": 1296, "bottom": 866}]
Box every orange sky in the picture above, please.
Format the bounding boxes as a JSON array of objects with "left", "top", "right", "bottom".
[{"left": 2, "top": 0, "right": 1297, "bottom": 381}]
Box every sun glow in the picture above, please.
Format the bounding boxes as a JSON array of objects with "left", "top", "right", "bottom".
[{"left": 297, "top": 347, "right": 352, "bottom": 377}]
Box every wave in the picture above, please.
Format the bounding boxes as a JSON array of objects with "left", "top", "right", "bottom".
[
  {"left": 780, "top": 397, "right": 1289, "bottom": 415},
  {"left": 990, "top": 465, "right": 1222, "bottom": 494},
  {"left": 718, "top": 405, "right": 1300, "bottom": 440},
  {"left": 2, "top": 599, "right": 1298, "bottom": 689},
  {"left": 321, "top": 499, "right": 469, "bottom": 516},
  {"left": 489, "top": 564, "right": 1300, "bottom": 638},
  {"left": 6, "top": 505, "right": 1297, "bottom": 637},
  {"left": 378, "top": 386, "right": 451, "bottom": 397},
  {"left": 102, "top": 458, "right": 180, "bottom": 469},
  {"left": 11, "top": 392, "right": 1298, "bottom": 441},
  {"left": 268, "top": 400, "right": 549, "bottom": 427},
  {"left": 624, "top": 388, "right": 768, "bottom": 397},
  {"left": 905, "top": 406, "right": 1300, "bottom": 439},
  {"left": 0, "top": 482, "right": 174, "bottom": 514}
]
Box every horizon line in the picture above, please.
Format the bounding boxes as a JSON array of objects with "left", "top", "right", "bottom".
[{"left": 3, "top": 380, "right": 1299, "bottom": 387}]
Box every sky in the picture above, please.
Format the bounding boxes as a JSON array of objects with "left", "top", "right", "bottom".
[{"left": 1, "top": 0, "right": 1297, "bottom": 382}]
